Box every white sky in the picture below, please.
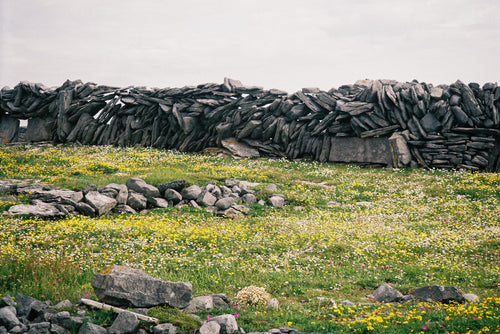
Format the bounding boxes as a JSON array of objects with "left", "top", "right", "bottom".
[{"left": 1, "top": 0, "right": 499, "bottom": 93}]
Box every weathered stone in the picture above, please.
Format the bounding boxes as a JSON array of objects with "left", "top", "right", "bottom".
[
  {"left": 369, "top": 284, "right": 404, "bottom": 303},
  {"left": 102, "top": 184, "right": 128, "bottom": 204},
  {"left": 164, "top": 189, "right": 183, "bottom": 204},
  {"left": 185, "top": 296, "right": 214, "bottom": 313},
  {"left": 54, "top": 300, "right": 73, "bottom": 309},
  {"left": 50, "top": 323, "right": 67, "bottom": 334},
  {"left": 30, "top": 189, "right": 83, "bottom": 206},
  {"left": 414, "top": 285, "right": 465, "bottom": 304},
  {"left": 420, "top": 112, "right": 441, "bottom": 133},
  {"left": 0, "top": 295, "right": 15, "bottom": 308},
  {"left": 199, "top": 320, "right": 220, "bottom": 334},
  {"left": 158, "top": 180, "right": 186, "bottom": 194},
  {"left": 27, "top": 322, "right": 50, "bottom": 334},
  {"left": 8, "top": 203, "right": 65, "bottom": 218},
  {"left": 264, "top": 184, "right": 278, "bottom": 192},
  {"left": 269, "top": 195, "right": 285, "bottom": 208},
  {"left": 85, "top": 191, "right": 117, "bottom": 216},
  {"left": 91, "top": 265, "right": 192, "bottom": 308},
  {"left": 329, "top": 137, "right": 392, "bottom": 166},
  {"left": 241, "top": 193, "right": 258, "bottom": 204},
  {"left": 26, "top": 117, "right": 54, "bottom": 142},
  {"left": 0, "top": 117, "right": 19, "bottom": 144},
  {"left": 108, "top": 312, "right": 139, "bottom": 334},
  {"left": 113, "top": 204, "right": 137, "bottom": 214},
  {"left": 153, "top": 323, "right": 177, "bottom": 334},
  {"left": 215, "top": 197, "right": 234, "bottom": 210},
  {"left": 0, "top": 307, "right": 21, "bottom": 331},
  {"left": 77, "top": 322, "right": 107, "bottom": 334},
  {"left": 205, "top": 314, "right": 238, "bottom": 334},
  {"left": 221, "top": 138, "right": 260, "bottom": 158},
  {"left": 51, "top": 311, "right": 84, "bottom": 331},
  {"left": 75, "top": 202, "right": 95, "bottom": 217},
  {"left": 430, "top": 87, "right": 443, "bottom": 99},
  {"left": 463, "top": 293, "right": 480, "bottom": 303},
  {"left": 148, "top": 197, "right": 169, "bottom": 208},
  {"left": 126, "top": 178, "right": 160, "bottom": 198},
  {"left": 127, "top": 192, "right": 147, "bottom": 211},
  {"left": 181, "top": 185, "right": 202, "bottom": 200},
  {"left": 197, "top": 190, "right": 217, "bottom": 206},
  {"left": 389, "top": 132, "right": 412, "bottom": 167},
  {"left": 232, "top": 204, "right": 250, "bottom": 214}
]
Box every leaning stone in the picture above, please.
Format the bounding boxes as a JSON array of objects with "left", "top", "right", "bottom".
[
  {"left": 158, "top": 180, "right": 186, "bottom": 194},
  {"left": 85, "top": 191, "right": 117, "bottom": 216},
  {"left": 414, "top": 285, "right": 465, "bottom": 304},
  {"left": 125, "top": 178, "right": 160, "bottom": 198},
  {"left": 77, "top": 322, "right": 107, "bottom": 334},
  {"left": 8, "top": 203, "right": 64, "bottom": 218},
  {"left": 197, "top": 190, "right": 217, "bottom": 206},
  {"left": 181, "top": 185, "right": 202, "bottom": 200},
  {"left": 76, "top": 202, "right": 95, "bottom": 217},
  {"left": 0, "top": 306, "right": 21, "bottom": 331},
  {"left": 153, "top": 323, "right": 177, "bottom": 334},
  {"left": 91, "top": 265, "right": 192, "bottom": 308},
  {"left": 108, "top": 312, "right": 139, "bottom": 334},
  {"left": 269, "top": 196, "right": 285, "bottom": 208},
  {"left": 369, "top": 284, "right": 404, "bottom": 303},
  {"left": 164, "top": 189, "right": 183, "bottom": 204},
  {"left": 148, "top": 197, "right": 169, "bottom": 208},
  {"left": 127, "top": 192, "right": 147, "bottom": 211}
]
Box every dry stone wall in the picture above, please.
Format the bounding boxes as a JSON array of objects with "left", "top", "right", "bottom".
[{"left": 0, "top": 78, "right": 499, "bottom": 171}]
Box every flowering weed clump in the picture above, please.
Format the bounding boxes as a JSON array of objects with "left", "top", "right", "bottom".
[
  {"left": 236, "top": 286, "right": 271, "bottom": 306},
  {"left": 0, "top": 145, "right": 499, "bottom": 333}
]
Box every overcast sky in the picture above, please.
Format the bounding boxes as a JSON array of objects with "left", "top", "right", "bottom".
[{"left": 1, "top": 0, "right": 499, "bottom": 92}]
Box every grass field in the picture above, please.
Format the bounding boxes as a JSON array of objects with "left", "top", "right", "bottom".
[{"left": 0, "top": 145, "right": 499, "bottom": 333}]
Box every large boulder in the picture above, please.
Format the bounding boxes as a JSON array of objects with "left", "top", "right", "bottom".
[
  {"left": 91, "top": 266, "right": 192, "bottom": 308},
  {"left": 84, "top": 191, "right": 117, "bottom": 216},
  {"left": 181, "top": 185, "right": 202, "bottom": 200},
  {"left": 414, "top": 285, "right": 465, "bottom": 304},
  {"left": 126, "top": 178, "right": 160, "bottom": 198},
  {"left": 30, "top": 189, "right": 83, "bottom": 206}
]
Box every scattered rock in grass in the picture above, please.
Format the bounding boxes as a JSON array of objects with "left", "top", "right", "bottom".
[
  {"left": 185, "top": 294, "right": 229, "bottom": 313},
  {"left": 463, "top": 293, "right": 480, "bottom": 303},
  {"left": 368, "top": 283, "right": 404, "bottom": 303},
  {"left": 414, "top": 285, "right": 466, "bottom": 304},
  {"left": 269, "top": 195, "right": 285, "bottom": 208},
  {"left": 91, "top": 265, "right": 192, "bottom": 308}
]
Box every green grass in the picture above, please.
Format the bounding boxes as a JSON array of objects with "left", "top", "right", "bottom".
[{"left": 0, "top": 144, "right": 499, "bottom": 333}]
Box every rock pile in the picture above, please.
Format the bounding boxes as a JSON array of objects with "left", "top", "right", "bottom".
[
  {"left": 0, "top": 269, "right": 479, "bottom": 334},
  {"left": 0, "top": 78, "right": 498, "bottom": 171},
  {"left": 2, "top": 178, "right": 285, "bottom": 218}
]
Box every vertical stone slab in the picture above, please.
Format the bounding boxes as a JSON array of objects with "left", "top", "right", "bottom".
[
  {"left": 26, "top": 117, "right": 54, "bottom": 142},
  {"left": 0, "top": 117, "right": 20, "bottom": 144}
]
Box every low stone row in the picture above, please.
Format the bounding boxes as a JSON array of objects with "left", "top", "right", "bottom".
[{"left": 2, "top": 178, "right": 287, "bottom": 219}]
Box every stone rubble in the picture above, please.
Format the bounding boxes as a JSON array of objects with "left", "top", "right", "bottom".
[{"left": 1, "top": 179, "right": 286, "bottom": 219}]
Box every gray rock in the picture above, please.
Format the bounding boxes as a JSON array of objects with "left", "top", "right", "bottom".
[
  {"left": 54, "top": 299, "right": 72, "bottom": 309},
  {"left": 199, "top": 321, "right": 220, "bottom": 334},
  {"left": 232, "top": 204, "right": 250, "bottom": 215},
  {"left": 181, "top": 185, "right": 202, "bottom": 200},
  {"left": 149, "top": 197, "right": 169, "bottom": 208},
  {"left": 189, "top": 200, "right": 200, "bottom": 209},
  {"left": 91, "top": 265, "right": 192, "bottom": 308},
  {"left": 77, "top": 322, "right": 107, "bottom": 334},
  {"left": 463, "top": 293, "right": 479, "bottom": 303},
  {"left": 264, "top": 184, "right": 278, "bottom": 192},
  {"left": 13, "top": 182, "right": 46, "bottom": 195},
  {"left": 414, "top": 285, "right": 465, "bottom": 304},
  {"left": 215, "top": 197, "right": 234, "bottom": 210},
  {"left": 197, "top": 190, "right": 217, "bottom": 206},
  {"left": 102, "top": 184, "right": 128, "bottom": 204},
  {"left": 241, "top": 193, "right": 257, "bottom": 204},
  {"left": 0, "top": 307, "right": 21, "bottom": 330},
  {"left": 0, "top": 117, "right": 19, "bottom": 144},
  {"left": 220, "top": 186, "right": 232, "bottom": 197},
  {"left": 51, "top": 311, "right": 84, "bottom": 331},
  {"left": 164, "top": 189, "right": 183, "bottom": 204},
  {"left": 420, "top": 112, "right": 441, "bottom": 133},
  {"left": 389, "top": 132, "right": 412, "bottom": 166},
  {"left": 126, "top": 178, "right": 160, "bottom": 198},
  {"left": 76, "top": 202, "right": 95, "bottom": 217},
  {"left": 50, "top": 323, "right": 67, "bottom": 334},
  {"left": 207, "top": 314, "right": 239, "bottom": 334},
  {"left": 269, "top": 196, "right": 285, "bottom": 208},
  {"left": 340, "top": 300, "right": 355, "bottom": 307},
  {"left": 113, "top": 204, "right": 137, "bottom": 214},
  {"left": 209, "top": 186, "right": 222, "bottom": 199},
  {"left": 30, "top": 189, "right": 83, "bottom": 206},
  {"left": 231, "top": 185, "right": 242, "bottom": 195},
  {"left": 127, "top": 192, "right": 147, "bottom": 211},
  {"left": 7, "top": 203, "right": 65, "bottom": 218},
  {"left": 430, "top": 87, "right": 443, "bottom": 99},
  {"left": 153, "top": 323, "right": 177, "bottom": 334},
  {"left": 0, "top": 296, "right": 15, "bottom": 308},
  {"left": 158, "top": 180, "right": 186, "bottom": 194},
  {"left": 185, "top": 296, "right": 214, "bottom": 313},
  {"left": 369, "top": 284, "right": 404, "bottom": 303},
  {"left": 85, "top": 191, "right": 117, "bottom": 216},
  {"left": 108, "top": 312, "right": 139, "bottom": 334},
  {"left": 27, "top": 322, "right": 50, "bottom": 334},
  {"left": 26, "top": 117, "right": 53, "bottom": 142}
]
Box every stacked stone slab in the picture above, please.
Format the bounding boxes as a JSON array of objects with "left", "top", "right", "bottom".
[{"left": 1, "top": 78, "right": 498, "bottom": 171}]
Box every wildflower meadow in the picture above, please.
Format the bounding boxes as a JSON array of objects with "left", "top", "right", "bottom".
[{"left": 0, "top": 145, "right": 499, "bottom": 333}]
